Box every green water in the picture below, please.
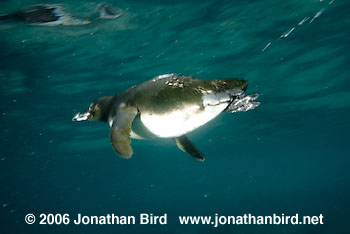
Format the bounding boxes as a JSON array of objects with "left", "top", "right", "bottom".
[{"left": 0, "top": 0, "right": 349, "bottom": 233}]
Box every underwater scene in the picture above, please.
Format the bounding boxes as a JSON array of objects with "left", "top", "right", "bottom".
[{"left": 0, "top": 0, "right": 349, "bottom": 233}]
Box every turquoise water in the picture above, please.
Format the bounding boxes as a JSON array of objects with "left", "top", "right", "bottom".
[{"left": 1, "top": 0, "right": 349, "bottom": 233}]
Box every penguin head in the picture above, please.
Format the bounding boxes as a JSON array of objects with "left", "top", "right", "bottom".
[{"left": 72, "top": 96, "right": 113, "bottom": 122}]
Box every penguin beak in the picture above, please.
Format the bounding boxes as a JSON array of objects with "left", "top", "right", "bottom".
[{"left": 72, "top": 111, "right": 90, "bottom": 121}]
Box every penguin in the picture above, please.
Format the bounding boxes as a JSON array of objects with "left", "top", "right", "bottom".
[
  {"left": 0, "top": 4, "right": 90, "bottom": 26},
  {"left": 0, "top": 4, "right": 124, "bottom": 26},
  {"left": 0, "top": 5, "right": 60, "bottom": 23},
  {"left": 72, "top": 74, "right": 259, "bottom": 161}
]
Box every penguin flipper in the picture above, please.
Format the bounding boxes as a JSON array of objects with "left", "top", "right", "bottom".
[
  {"left": 174, "top": 135, "right": 205, "bottom": 162},
  {"left": 109, "top": 106, "right": 138, "bottom": 158}
]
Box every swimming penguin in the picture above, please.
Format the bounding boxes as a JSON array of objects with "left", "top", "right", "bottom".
[
  {"left": 0, "top": 5, "right": 60, "bottom": 23},
  {"left": 0, "top": 4, "right": 105, "bottom": 26},
  {"left": 72, "top": 74, "right": 259, "bottom": 161}
]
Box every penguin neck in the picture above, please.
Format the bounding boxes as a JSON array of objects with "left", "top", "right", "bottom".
[{"left": 98, "top": 96, "right": 114, "bottom": 122}]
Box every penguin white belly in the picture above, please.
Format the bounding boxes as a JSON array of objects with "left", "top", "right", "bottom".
[{"left": 140, "top": 103, "right": 228, "bottom": 138}]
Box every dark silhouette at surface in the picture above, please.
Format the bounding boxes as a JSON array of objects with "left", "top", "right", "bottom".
[
  {"left": 0, "top": 5, "right": 59, "bottom": 23},
  {"left": 0, "top": 3, "right": 123, "bottom": 25}
]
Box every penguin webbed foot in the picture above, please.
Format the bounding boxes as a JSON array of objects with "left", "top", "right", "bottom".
[
  {"left": 97, "top": 3, "right": 123, "bottom": 19},
  {"left": 226, "top": 93, "right": 260, "bottom": 113}
]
